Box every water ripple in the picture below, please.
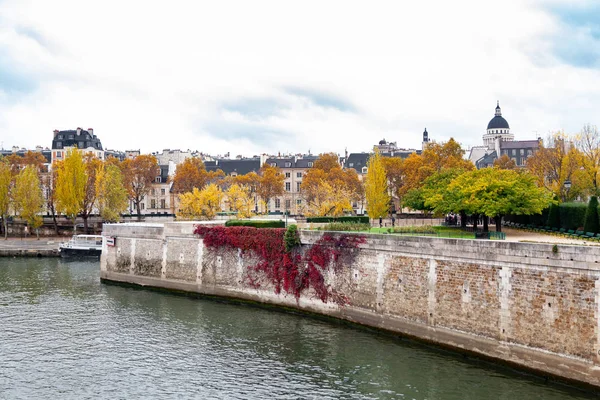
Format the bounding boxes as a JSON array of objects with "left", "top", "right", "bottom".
[{"left": 0, "top": 259, "right": 593, "bottom": 399}]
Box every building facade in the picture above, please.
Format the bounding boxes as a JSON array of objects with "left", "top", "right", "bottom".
[{"left": 469, "top": 102, "right": 540, "bottom": 168}]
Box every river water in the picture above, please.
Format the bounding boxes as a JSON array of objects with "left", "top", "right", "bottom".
[{"left": 0, "top": 258, "right": 595, "bottom": 399}]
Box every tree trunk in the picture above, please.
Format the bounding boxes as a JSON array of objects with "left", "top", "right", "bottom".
[
  {"left": 483, "top": 216, "right": 489, "bottom": 232},
  {"left": 460, "top": 211, "right": 467, "bottom": 229},
  {"left": 73, "top": 217, "right": 77, "bottom": 235},
  {"left": 50, "top": 206, "right": 59, "bottom": 236},
  {"left": 3, "top": 218, "right": 7, "bottom": 240},
  {"left": 473, "top": 214, "right": 478, "bottom": 231},
  {"left": 83, "top": 214, "right": 89, "bottom": 232},
  {"left": 496, "top": 215, "right": 502, "bottom": 232},
  {"left": 36, "top": 228, "right": 40, "bottom": 240},
  {"left": 136, "top": 200, "right": 142, "bottom": 221}
]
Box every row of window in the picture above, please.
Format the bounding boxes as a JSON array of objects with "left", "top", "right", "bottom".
[
  {"left": 283, "top": 172, "right": 305, "bottom": 178},
  {"left": 502, "top": 149, "right": 533, "bottom": 156},
  {"left": 271, "top": 162, "right": 314, "bottom": 168},
  {"left": 150, "top": 188, "right": 167, "bottom": 196},
  {"left": 274, "top": 198, "right": 301, "bottom": 209}
]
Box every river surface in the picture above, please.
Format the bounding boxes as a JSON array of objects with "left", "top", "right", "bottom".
[{"left": 0, "top": 258, "right": 596, "bottom": 399}]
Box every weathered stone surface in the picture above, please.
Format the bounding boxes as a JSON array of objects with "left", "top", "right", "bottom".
[{"left": 101, "top": 223, "right": 600, "bottom": 388}]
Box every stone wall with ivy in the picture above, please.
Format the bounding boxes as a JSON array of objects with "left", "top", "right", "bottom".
[{"left": 100, "top": 222, "right": 600, "bottom": 388}]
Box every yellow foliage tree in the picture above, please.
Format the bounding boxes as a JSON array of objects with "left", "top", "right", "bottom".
[
  {"left": 526, "top": 132, "right": 587, "bottom": 201},
  {"left": 365, "top": 149, "right": 390, "bottom": 219},
  {"left": 14, "top": 165, "right": 44, "bottom": 238},
  {"left": 257, "top": 163, "right": 284, "bottom": 213},
  {"left": 55, "top": 149, "right": 86, "bottom": 230},
  {"left": 177, "top": 183, "right": 223, "bottom": 220},
  {"left": 96, "top": 163, "right": 128, "bottom": 222},
  {"left": 226, "top": 183, "right": 254, "bottom": 218},
  {"left": 0, "top": 161, "right": 13, "bottom": 239},
  {"left": 304, "top": 180, "right": 352, "bottom": 217}
]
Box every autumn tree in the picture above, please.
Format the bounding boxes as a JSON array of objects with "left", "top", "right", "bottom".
[
  {"left": 122, "top": 155, "right": 160, "bottom": 219},
  {"left": 257, "top": 163, "right": 284, "bottom": 213},
  {"left": 382, "top": 157, "right": 404, "bottom": 201},
  {"left": 526, "top": 132, "right": 586, "bottom": 201},
  {"left": 14, "top": 165, "right": 44, "bottom": 238},
  {"left": 226, "top": 183, "right": 254, "bottom": 218},
  {"left": 364, "top": 149, "right": 389, "bottom": 219},
  {"left": 96, "top": 163, "right": 128, "bottom": 222},
  {"left": 177, "top": 183, "right": 224, "bottom": 220},
  {"left": 400, "top": 138, "right": 473, "bottom": 199},
  {"left": 41, "top": 167, "right": 59, "bottom": 235},
  {"left": 22, "top": 151, "right": 48, "bottom": 172},
  {"left": 301, "top": 153, "right": 363, "bottom": 216},
  {"left": 55, "top": 149, "right": 86, "bottom": 231},
  {"left": 81, "top": 155, "right": 102, "bottom": 231},
  {"left": 575, "top": 123, "right": 600, "bottom": 195},
  {"left": 493, "top": 154, "right": 517, "bottom": 170},
  {"left": 172, "top": 157, "right": 208, "bottom": 193},
  {"left": 0, "top": 161, "right": 12, "bottom": 239}
]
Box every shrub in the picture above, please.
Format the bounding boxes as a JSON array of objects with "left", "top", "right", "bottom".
[
  {"left": 546, "top": 201, "right": 560, "bottom": 229},
  {"left": 584, "top": 196, "right": 600, "bottom": 234},
  {"left": 225, "top": 220, "right": 285, "bottom": 228},
  {"left": 306, "top": 216, "right": 369, "bottom": 223},
  {"left": 284, "top": 224, "right": 301, "bottom": 252},
  {"left": 558, "top": 202, "right": 587, "bottom": 230},
  {"left": 323, "top": 222, "right": 371, "bottom": 231},
  {"left": 391, "top": 225, "right": 436, "bottom": 234}
]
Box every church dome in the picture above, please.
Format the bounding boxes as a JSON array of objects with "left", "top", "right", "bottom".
[
  {"left": 486, "top": 101, "right": 509, "bottom": 130},
  {"left": 487, "top": 116, "right": 510, "bottom": 130}
]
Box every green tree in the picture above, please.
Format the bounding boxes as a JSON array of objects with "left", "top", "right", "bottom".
[
  {"left": 0, "top": 161, "right": 13, "bottom": 239},
  {"left": 96, "top": 163, "right": 128, "bottom": 222},
  {"left": 55, "top": 149, "right": 86, "bottom": 231},
  {"left": 584, "top": 196, "right": 599, "bottom": 234},
  {"left": 445, "top": 169, "right": 552, "bottom": 232},
  {"left": 364, "top": 149, "right": 389, "bottom": 219},
  {"left": 14, "top": 165, "right": 44, "bottom": 239}
]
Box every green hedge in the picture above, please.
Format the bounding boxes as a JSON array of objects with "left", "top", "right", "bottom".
[
  {"left": 505, "top": 202, "right": 594, "bottom": 230},
  {"left": 322, "top": 222, "right": 371, "bottom": 231},
  {"left": 225, "top": 220, "right": 285, "bottom": 228},
  {"left": 306, "top": 216, "right": 369, "bottom": 223}
]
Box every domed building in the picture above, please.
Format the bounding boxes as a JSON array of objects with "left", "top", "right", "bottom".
[
  {"left": 482, "top": 101, "right": 514, "bottom": 149},
  {"left": 468, "top": 102, "right": 539, "bottom": 168}
]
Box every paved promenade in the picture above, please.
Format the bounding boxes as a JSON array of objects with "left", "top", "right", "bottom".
[{"left": 0, "top": 237, "right": 63, "bottom": 257}]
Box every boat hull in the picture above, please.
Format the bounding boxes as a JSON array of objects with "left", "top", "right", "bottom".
[{"left": 60, "top": 247, "right": 102, "bottom": 259}]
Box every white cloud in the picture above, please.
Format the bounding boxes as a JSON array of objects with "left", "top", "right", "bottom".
[{"left": 1, "top": 0, "right": 600, "bottom": 156}]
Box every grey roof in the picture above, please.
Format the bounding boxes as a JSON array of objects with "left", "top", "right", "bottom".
[
  {"left": 345, "top": 153, "right": 370, "bottom": 171},
  {"left": 345, "top": 149, "right": 420, "bottom": 172},
  {"left": 52, "top": 129, "right": 103, "bottom": 150},
  {"left": 476, "top": 151, "right": 498, "bottom": 169},
  {"left": 266, "top": 156, "right": 319, "bottom": 169},
  {"left": 159, "top": 165, "right": 169, "bottom": 183},
  {"left": 499, "top": 140, "right": 539, "bottom": 149},
  {"left": 205, "top": 158, "right": 261, "bottom": 175},
  {"left": 0, "top": 149, "right": 51, "bottom": 163}
]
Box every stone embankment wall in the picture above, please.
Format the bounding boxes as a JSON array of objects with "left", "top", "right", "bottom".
[{"left": 100, "top": 222, "right": 600, "bottom": 388}]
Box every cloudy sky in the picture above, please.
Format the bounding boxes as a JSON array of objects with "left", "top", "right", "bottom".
[{"left": 1, "top": 0, "right": 599, "bottom": 157}]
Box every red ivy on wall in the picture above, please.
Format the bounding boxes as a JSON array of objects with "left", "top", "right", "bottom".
[{"left": 194, "top": 226, "right": 365, "bottom": 305}]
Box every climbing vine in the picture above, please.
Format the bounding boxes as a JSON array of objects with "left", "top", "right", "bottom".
[{"left": 194, "top": 225, "right": 365, "bottom": 305}]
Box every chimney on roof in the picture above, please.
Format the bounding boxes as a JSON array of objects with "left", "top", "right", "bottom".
[
  {"left": 76, "top": 127, "right": 81, "bottom": 135},
  {"left": 53, "top": 129, "right": 59, "bottom": 137},
  {"left": 88, "top": 128, "right": 94, "bottom": 136}
]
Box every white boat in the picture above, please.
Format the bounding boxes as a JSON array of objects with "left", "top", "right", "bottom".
[{"left": 59, "top": 235, "right": 103, "bottom": 258}]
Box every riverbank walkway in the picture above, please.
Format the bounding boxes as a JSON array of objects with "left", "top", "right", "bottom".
[{"left": 0, "top": 236, "right": 63, "bottom": 257}]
